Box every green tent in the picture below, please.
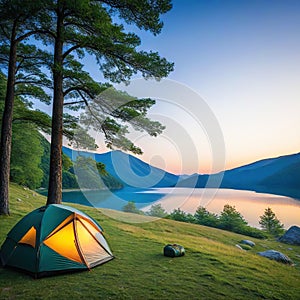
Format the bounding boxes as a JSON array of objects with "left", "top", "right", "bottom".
[{"left": 0, "top": 204, "right": 114, "bottom": 278}]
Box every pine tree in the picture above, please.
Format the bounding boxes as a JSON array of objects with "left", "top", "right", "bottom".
[
  {"left": 0, "top": 0, "right": 50, "bottom": 214},
  {"left": 194, "top": 206, "right": 219, "bottom": 227},
  {"left": 259, "top": 207, "right": 284, "bottom": 237},
  {"left": 218, "top": 204, "right": 247, "bottom": 231},
  {"left": 147, "top": 204, "right": 167, "bottom": 218},
  {"left": 35, "top": 0, "right": 173, "bottom": 205}
]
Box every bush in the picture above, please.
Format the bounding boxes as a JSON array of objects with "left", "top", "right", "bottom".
[
  {"left": 194, "top": 206, "right": 219, "bottom": 227},
  {"left": 168, "top": 208, "right": 195, "bottom": 223},
  {"left": 122, "top": 201, "right": 144, "bottom": 215},
  {"left": 146, "top": 204, "right": 168, "bottom": 218},
  {"left": 218, "top": 204, "right": 247, "bottom": 231},
  {"left": 234, "top": 225, "right": 267, "bottom": 239}
]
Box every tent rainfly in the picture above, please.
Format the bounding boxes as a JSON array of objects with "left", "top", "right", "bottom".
[{"left": 0, "top": 204, "right": 114, "bottom": 278}]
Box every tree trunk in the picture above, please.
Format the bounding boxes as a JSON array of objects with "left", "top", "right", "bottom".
[
  {"left": 0, "top": 30, "right": 17, "bottom": 215},
  {"left": 47, "top": 6, "right": 64, "bottom": 205}
]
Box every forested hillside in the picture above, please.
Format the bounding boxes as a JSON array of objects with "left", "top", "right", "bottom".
[{"left": 0, "top": 90, "right": 122, "bottom": 191}]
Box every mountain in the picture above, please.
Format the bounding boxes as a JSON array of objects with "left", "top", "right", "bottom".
[
  {"left": 62, "top": 147, "right": 179, "bottom": 188},
  {"left": 178, "top": 152, "right": 300, "bottom": 199},
  {"left": 63, "top": 146, "right": 300, "bottom": 199}
]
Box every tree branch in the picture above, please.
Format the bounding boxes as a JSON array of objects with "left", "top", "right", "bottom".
[
  {"left": 63, "top": 45, "right": 81, "bottom": 59},
  {"left": 63, "top": 85, "right": 94, "bottom": 99},
  {"left": 15, "top": 29, "right": 56, "bottom": 43},
  {"left": 63, "top": 100, "right": 86, "bottom": 106}
]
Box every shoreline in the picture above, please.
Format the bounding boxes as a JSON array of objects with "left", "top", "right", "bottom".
[
  {"left": 36, "top": 186, "right": 300, "bottom": 201},
  {"left": 36, "top": 187, "right": 124, "bottom": 193}
]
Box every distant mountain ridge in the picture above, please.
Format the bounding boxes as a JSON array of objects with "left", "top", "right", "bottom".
[
  {"left": 62, "top": 147, "right": 179, "bottom": 188},
  {"left": 178, "top": 152, "right": 300, "bottom": 199},
  {"left": 63, "top": 147, "right": 300, "bottom": 199}
]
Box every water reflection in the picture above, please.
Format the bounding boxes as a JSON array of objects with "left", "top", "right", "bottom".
[
  {"left": 141, "top": 188, "right": 300, "bottom": 229},
  {"left": 61, "top": 187, "right": 300, "bottom": 229}
]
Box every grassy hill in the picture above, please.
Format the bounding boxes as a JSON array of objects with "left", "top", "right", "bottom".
[{"left": 1, "top": 184, "right": 300, "bottom": 299}]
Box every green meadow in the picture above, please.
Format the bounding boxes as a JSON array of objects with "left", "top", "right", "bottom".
[{"left": 0, "top": 183, "right": 300, "bottom": 299}]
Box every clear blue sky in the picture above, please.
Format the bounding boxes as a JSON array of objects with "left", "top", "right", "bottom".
[{"left": 80, "top": 0, "right": 300, "bottom": 174}]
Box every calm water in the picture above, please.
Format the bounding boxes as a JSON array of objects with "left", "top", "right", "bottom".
[{"left": 62, "top": 187, "right": 300, "bottom": 228}]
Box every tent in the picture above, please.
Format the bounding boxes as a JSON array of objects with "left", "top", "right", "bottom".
[{"left": 0, "top": 204, "right": 114, "bottom": 278}]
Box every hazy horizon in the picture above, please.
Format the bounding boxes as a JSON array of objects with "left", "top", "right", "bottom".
[
  {"left": 61, "top": 0, "right": 300, "bottom": 175},
  {"left": 64, "top": 145, "right": 299, "bottom": 176}
]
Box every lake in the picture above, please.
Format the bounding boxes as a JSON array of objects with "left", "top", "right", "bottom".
[{"left": 62, "top": 187, "right": 300, "bottom": 228}]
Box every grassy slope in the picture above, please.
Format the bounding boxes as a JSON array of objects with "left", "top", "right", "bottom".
[{"left": 0, "top": 183, "right": 300, "bottom": 300}]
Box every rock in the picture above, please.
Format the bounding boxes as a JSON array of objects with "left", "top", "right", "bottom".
[
  {"left": 257, "top": 250, "right": 293, "bottom": 265},
  {"left": 279, "top": 226, "right": 300, "bottom": 245},
  {"left": 240, "top": 240, "right": 255, "bottom": 247},
  {"left": 16, "top": 198, "right": 22, "bottom": 202},
  {"left": 239, "top": 244, "right": 252, "bottom": 251},
  {"left": 235, "top": 244, "right": 244, "bottom": 250}
]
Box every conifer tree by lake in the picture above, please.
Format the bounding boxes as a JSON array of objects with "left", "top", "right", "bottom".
[{"left": 259, "top": 207, "right": 284, "bottom": 237}]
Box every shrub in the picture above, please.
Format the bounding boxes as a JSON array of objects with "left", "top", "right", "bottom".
[
  {"left": 234, "top": 225, "right": 267, "bottom": 239},
  {"left": 169, "top": 208, "right": 195, "bottom": 223},
  {"left": 146, "top": 204, "right": 168, "bottom": 218},
  {"left": 122, "top": 201, "right": 144, "bottom": 214},
  {"left": 218, "top": 204, "right": 247, "bottom": 231},
  {"left": 194, "top": 206, "right": 219, "bottom": 227}
]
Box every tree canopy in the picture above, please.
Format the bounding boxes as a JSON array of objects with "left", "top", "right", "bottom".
[{"left": 0, "top": 0, "right": 173, "bottom": 213}]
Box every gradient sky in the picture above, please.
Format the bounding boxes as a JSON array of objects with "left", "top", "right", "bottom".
[{"left": 78, "top": 0, "right": 300, "bottom": 175}]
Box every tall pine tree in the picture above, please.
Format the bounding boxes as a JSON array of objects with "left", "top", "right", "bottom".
[
  {"left": 35, "top": 0, "right": 173, "bottom": 205},
  {"left": 259, "top": 207, "right": 284, "bottom": 236},
  {"left": 0, "top": 0, "right": 49, "bottom": 214}
]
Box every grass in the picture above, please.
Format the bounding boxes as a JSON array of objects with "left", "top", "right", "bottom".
[{"left": 0, "top": 183, "right": 300, "bottom": 299}]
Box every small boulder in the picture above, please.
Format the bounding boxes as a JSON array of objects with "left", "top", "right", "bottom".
[
  {"left": 235, "top": 244, "right": 244, "bottom": 251},
  {"left": 16, "top": 198, "right": 22, "bottom": 202},
  {"left": 278, "top": 226, "right": 300, "bottom": 245},
  {"left": 257, "top": 250, "right": 293, "bottom": 265},
  {"left": 240, "top": 240, "right": 255, "bottom": 247},
  {"left": 239, "top": 244, "right": 252, "bottom": 251}
]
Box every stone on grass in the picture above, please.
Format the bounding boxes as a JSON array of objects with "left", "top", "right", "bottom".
[
  {"left": 235, "top": 244, "right": 244, "bottom": 251},
  {"left": 240, "top": 240, "right": 255, "bottom": 247},
  {"left": 257, "top": 250, "right": 293, "bottom": 265},
  {"left": 239, "top": 244, "right": 252, "bottom": 251},
  {"left": 278, "top": 226, "right": 300, "bottom": 245}
]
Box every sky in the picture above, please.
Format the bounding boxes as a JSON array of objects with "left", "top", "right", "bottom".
[{"left": 75, "top": 0, "right": 300, "bottom": 175}]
